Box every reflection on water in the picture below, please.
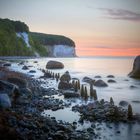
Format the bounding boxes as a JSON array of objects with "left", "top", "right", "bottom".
[{"left": 10, "top": 57, "right": 140, "bottom": 140}]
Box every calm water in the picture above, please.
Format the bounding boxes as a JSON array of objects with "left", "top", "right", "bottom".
[
  {"left": 12, "top": 56, "right": 140, "bottom": 112},
  {"left": 11, "top": 56, "right": 140, "bottom": 140}
]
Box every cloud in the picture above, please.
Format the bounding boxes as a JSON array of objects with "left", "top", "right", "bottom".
[{"left": 99, "top": 8, "right": 140, "bottom": 22}]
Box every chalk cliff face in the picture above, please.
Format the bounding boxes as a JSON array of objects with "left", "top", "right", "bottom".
[
  {"left": 16, "top": 32, "right": 31, "bottom": 48},
  {"left": 0, "top": 18, "right": 76, "bottom": 57},
  {"left": 47, "top": 45, "right": 76, "bottom": 57},
  {"left": 31, "top": 32, "right": 76, "bottom": 57}
]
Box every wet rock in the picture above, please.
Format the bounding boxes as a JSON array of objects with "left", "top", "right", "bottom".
[
  {"left": 0, "top": 80, "right": 20, "bottom": 97},
  {"left": 34, "top": 61, "right": 38, "bottom": 63},
  {"left": 19, "top": 88, "right": 32, "bottom": 95},
  {"left": 132, "top": 100, "right": 140, "bottom": 103},
  {"left": 46, "top": 60, "right": 64, "bottom": 69},
  {"left": 107, "top": 75, "right": 115, "bottom": 78},
  {"left": 19, "top": 61, "right": 25, "bottom": 65},
  {"left": 94, "top": 75, "right": 102, "bottom": 78},
  {"left": 0, "top": 93, "right": 11, "bottom": 108},
  {"left": 29, "top": 70, "right": 36, "bottom": 73},
  {"left": 82, "top": 77, "right": 95, "bottom": 84},
  {"left": 130, "top": 85, "right": 137, "bottom": 89},
  {"left": 63, "top": 90, "right": 80, "bottom": 98},
  {"left": 94, "top": 80, "right": 108, "bottom": 87},
  {"left": 107, "top": 79, "right": 116, "bottom": 83},
  {"left": 3, "top": 63, "right": 11, "bottom": 67},
  {"left": 60, "top": 71, "right": 71, "bottom": 83},
  {"left": 58, "top": 82, "right": 73, "bottom": 90},
  {"left": 7, "top": 77, "right": 27, "bottom": 88},
  {"left": 129, "top": 55, "right": 140, "bottom": 78},
  {"left": 116, "top": 130, "right": 121, "bottom": 134},
  {"left": 119, "top": 101, "right": 129, "bottom": 107},
  {"left": 22, "top": 65, "right": 29, "bottom": 70}
]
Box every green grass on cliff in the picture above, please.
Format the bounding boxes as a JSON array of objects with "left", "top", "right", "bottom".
[{"left": 0, "top": 18, "right": 75, "bottom": 57}]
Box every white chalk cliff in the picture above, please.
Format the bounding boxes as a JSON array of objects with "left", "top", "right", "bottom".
[
  {"left": 16, "top": 32, "right": 31, "bottom": 48},
  {"left": 47, "top": 45, "right": 76, "bottom": 57}
]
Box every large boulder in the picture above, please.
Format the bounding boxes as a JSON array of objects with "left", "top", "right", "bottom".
[
  {"left": 3, "top": 63, "right": 11, "bottom": 67},
  {"left": 60, "top": 71, "right": 71, "bottom": 83},
  {"left": 94, "top": 80, "right": 108, "bottom": 87},
  {"left": 58, "top": 81, "right": 73, "bottom": 90},
  {"left": 46, "top": 61, "right": 64, "bottom": 69},
  {"left": 129, "top": 55, "right": 140, "bottom": 78},
  {"left": 119, "top": 100, "right": 129, "bottom": 107},
  {"left": 7, "top": 77, "right": 27, "bottom": 88},
  {"left": 82, "top": 77, "right": 95, "bottom": 84},
  {"left": 63, "top": 90, "right": 80, "bottom": 98},
  {"left": 0, "top": 93, "right": 11, "bottom": 108},
  {"left": 0, "top": 80, "right": 20, "bottom": 98}
]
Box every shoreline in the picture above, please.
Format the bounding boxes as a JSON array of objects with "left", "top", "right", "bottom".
[
  {"left": 0, "top": 55, "right": 135, "bottom": 60},
  {"left": 0, "top": 59, "right": 140, "bottom": 140}
]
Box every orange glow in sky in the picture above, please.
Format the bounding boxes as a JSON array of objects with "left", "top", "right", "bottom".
[{"left": 0, "top": 0, "right": 140, "bottom": 57}]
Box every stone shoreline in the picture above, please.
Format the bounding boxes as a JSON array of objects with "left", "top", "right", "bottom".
[
  {"left": 0, "top": 61, "right": 96, "bottom": 140},
  {"left": 0, "top": 60, "right": 140, "bottom": 140}
]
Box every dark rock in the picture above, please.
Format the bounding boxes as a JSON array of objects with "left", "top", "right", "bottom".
[
  {"left": 60, "top": 71, "right": 71, "bottom": 83},
  {"left": 82, "top": 77, "right": 95, "bottom": 84},
  {"left": 116, "top": 131, "right": 120, "bottom": 134},
  {"left": 107, "top": 79, "right": 116, "bottom": 83},
  {"left": 34, "top": 61, "right": 38, "bottom": 63},
  {"left": 119, "top": 101, "right": 129, "bottom": 107},
  {"left": 129, "top": 55, "right": 140, "bottom": 78},
  {"left": 130, "top": 85, "right": 137, "bottom": 89},
  {"left": 94, "top": 75, "right": 101, "bottom": 78},
  {"left": 19, "top": 88, "right": 32, "bottom": 95},
  {"left": 63, "top": 90, "right": 80, "bottom": 98},
  {"left": 7, "top": 77, "right": 27, "bottom": 88},
  {"left": 94, "top": 80, "right": 108, "bottom": 87},
  {"left": 0, "top": 93, "right": 11, "bottom": 108},
  {"left": 22, "top": 65, "right": 29, "bottom": 70},
  {"left": 3, "top": 63, "right": 11, "bottom": 67},
  {"left": 132, "top": 100, "right": 140, "bottom": 103},
  {"left": 107, "top": 75, "right": 115, "bottom": 78},
  {"left": 58, "top": 82, "right": 73, "bottom": 90},
  {"left": 29, "top": 70, "right": 36, "bottom": 73},
  {"left": 46, "top": 61, "right": 64, "bottom": 69},
  {"left": 0, "top": 80, "right": 20, "bottom": 97}
]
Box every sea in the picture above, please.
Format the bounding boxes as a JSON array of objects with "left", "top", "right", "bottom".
[{"left": 10, "top": 56, "right": 140, "bottom": 140}]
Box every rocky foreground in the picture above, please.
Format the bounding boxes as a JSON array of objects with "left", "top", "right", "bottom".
[
  {"left": 0, "top": 60, "right": 140, "bottom": 140},
  {"left": 0, "top": 64, "right": 93, "bottom": 140}
]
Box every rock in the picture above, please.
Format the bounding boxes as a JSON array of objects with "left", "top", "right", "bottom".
[
  {"left": 3, "top": 63, "right": 11, "bottom": 67},
  {"left": 94, "top": 80, "right": 108, "bottom": 87},
  {"left": 44, "top": 72, "right": 52, "bottom": 78},
  {"left": 129, "top": 55, "right": 140, "bottom": 78},
  {"left": 7, "top": 77, "right": 27, "bottom": 88},
  {"left": 82, "top": 77, "right": 95, "bottom": 84},
  {"left": 19, "top": 88, "right": 32, "bottom": 95},
  {"left": 94, "top": 75, "right": 101, "bottom": 78},
  {"left": 60, "top": 71, "right": 71, "bottom": 83},
  {"left": 107, "top": 75, "right": 115, "bottom": 78},
  {"left": 46, "top": 61, "right": 64, "bottom": 69},
  {"left": 34, "top": 61, "right": 38, "bottom": 63},
  {"left": 29, "top": 70, "right": 36, "bottom": 73},
  {"left": 107, "top": 79, "right": 116, "bottom": 83},
  {"left": 132, "top": 100, "right": 140, "bottom": 103},
  {"left": 0, "top": 94, "right": 11, "bottom": 108},
  {"left": 58, "top": 81, "right": 73, "bottom": 90},
  {"left": 63, "top": 90, "right": 80, "bottom": 98},
  {"left": 129, "top": 85, "right": 137, "bottom": 89},
  {"left": 119, "top": 101, "right": 129, "bottom": 107},
  {"left": 0, "top": 80, "right": 20, "bottom": 97},
  {"left": 22, "top": 65, "right": 29, "bottom": 70}
]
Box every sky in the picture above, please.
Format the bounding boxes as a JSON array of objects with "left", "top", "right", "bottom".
[{"left": 0, "top": 0, "right": 140, "bottom": 56}]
